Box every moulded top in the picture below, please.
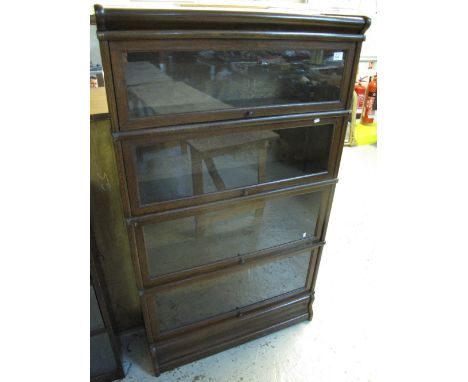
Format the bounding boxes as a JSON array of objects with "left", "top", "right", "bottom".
[{"left": 93, "top": 3, "right": 371, "bottom": 35}]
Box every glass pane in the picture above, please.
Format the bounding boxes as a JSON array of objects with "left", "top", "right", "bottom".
[
  {"left": 90, "top": 333, "right": 117, "bottom": 376},
  {"left": 136, "top": 124, "right": 333, "bottom": 204},
  {"left": 143, "top": 191, "right": 321, "bottom": 277},
  {"left": 155, "top": 250, "right": 311, "bottom": 332},
  {"left": 90, "top": 285, "right": 104, "bottom": 332},
  {"left": 125, "top": 48, "right": 346, "bottom": 118}
]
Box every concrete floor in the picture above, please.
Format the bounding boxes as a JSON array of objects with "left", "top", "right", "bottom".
[{"left": 118, "top": 144, "right": 377, "bottom": 381}]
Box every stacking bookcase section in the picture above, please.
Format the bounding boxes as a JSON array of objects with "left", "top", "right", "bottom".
[
  {"left": 147, "top": 292, "right": 313, "bottom": 374},
  {"left": 117, "top": 113, "right": 348, "bottom": 215},
  {"left": 142, "top": 245, "right": 321, "bottom": 336},
  {"left": 140, "top": 245, "right": 322, "bottom": 373},
  {"left": 95, "top": 4, "right": 370, "bottom": 376},
  {"left": 128, "top": 181, "right": 333, "bottom": 287},
  {"left": 109, "top": 39, "right": 356, "bottom": 130},
  {"left": 153, "top": 249, "right": 313, "bottom": 333}
]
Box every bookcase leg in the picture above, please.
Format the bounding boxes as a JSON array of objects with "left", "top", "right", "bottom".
[
  {"left": 149, "top": 344, "right": 161, "bottom": 377},
  {"left": 308, "top": 292, "right": 316, "bottom": 321}
]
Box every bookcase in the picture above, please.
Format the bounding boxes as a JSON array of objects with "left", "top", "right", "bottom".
[{"left": 94, "top": 5, "right": 370, "bottom": 375}]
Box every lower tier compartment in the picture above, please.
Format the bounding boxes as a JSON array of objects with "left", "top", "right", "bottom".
[
  {"left": 150, "top": 292, "right": 312, "bottom": 375},
  {"left": 153, "top": 248, "right": 314, "bottom": 333}
]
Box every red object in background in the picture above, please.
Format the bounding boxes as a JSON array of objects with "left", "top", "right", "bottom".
[
  {"left": 354, "top": 81, "right": 366, "bottom": 109},
  {"left": 362, "top": 75, "right": 377, "bottom": 124}
]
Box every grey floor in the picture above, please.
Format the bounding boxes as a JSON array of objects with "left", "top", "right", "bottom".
[{"left": 118, "top": 144, "right": 377, "bottom": 381}]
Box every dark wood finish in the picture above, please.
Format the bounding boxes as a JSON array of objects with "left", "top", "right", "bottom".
[
  {"left": 112, "top": 110, "right": 350, "bottom": 140},
  {"left": 153, "top": 293, "right": 311, "bottom": 374},
  {"left": 109, "top": 39, "right": 355, "bottom": 130},
  {"left": 127, "top": 178, "right": 336, "bottom": 225},
  {"left": 140, "top": 246, "right": 321, "bottom": 339},
  {"left": 97, "top": 40, "right": 121, "bottom": 135},
  {"left": 98, "top": 30, "right": 365, "bottom": 42},
  {"left": 120, "top": 114, "right": 346, "bottom": 216},
  {"left": 91, "top": 228, "right": 125, "bottom": 382},
  {"left": 130, "top": 182, "right": 332, "bottom": 288},
  {"left": 94, "top": 4, "right": 370, "bottom": 376},
  {"left": 94, "top": 5, "right": 370, "bottom": 34}
]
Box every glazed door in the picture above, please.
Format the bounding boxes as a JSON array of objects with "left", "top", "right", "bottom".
[
  {"left": 144, "top": 247, "right": 319, "bottom": 335},
  {"left": 121, "top": 116, "right": 345, "bottom": 215},
  {"left": 110, "top": 39, "right": 355, "bottom": 129},
  {"left": 131, "top": 184, "right": 331, "bottom": 286}
]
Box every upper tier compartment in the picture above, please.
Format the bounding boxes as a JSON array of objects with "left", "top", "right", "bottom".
[{"left": 95, "top": 5, "right": 370, "bottom": 130}]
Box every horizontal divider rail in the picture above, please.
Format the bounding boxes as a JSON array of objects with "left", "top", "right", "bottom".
[
  {"left": 127, "top": 178, "right": 338, "bottom": 225},
  {"left": 112, "top": 110, "right": 351, "bottom": 140},
  {"left": 98, "top": 30, "right": 366, "bottom": 42},
  {"left": 140, "top": 240, "right": 325, "bottom": 294},
  {"left": 147, "top": 288, "right": 314, "bottom": 342}
]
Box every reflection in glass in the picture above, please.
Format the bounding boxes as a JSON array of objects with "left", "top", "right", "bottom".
[
  {"left": 136, "top": 124, "right": 332, "bottom": 204},
  {"left": 143, "top": 191, "right": 321, "bottom": 277},
  {"left": 154, "top": 250, "right": 311, "bottom": 331},
  {"left": 125, "top": 49, "right": 346, "bottom": 118}
]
